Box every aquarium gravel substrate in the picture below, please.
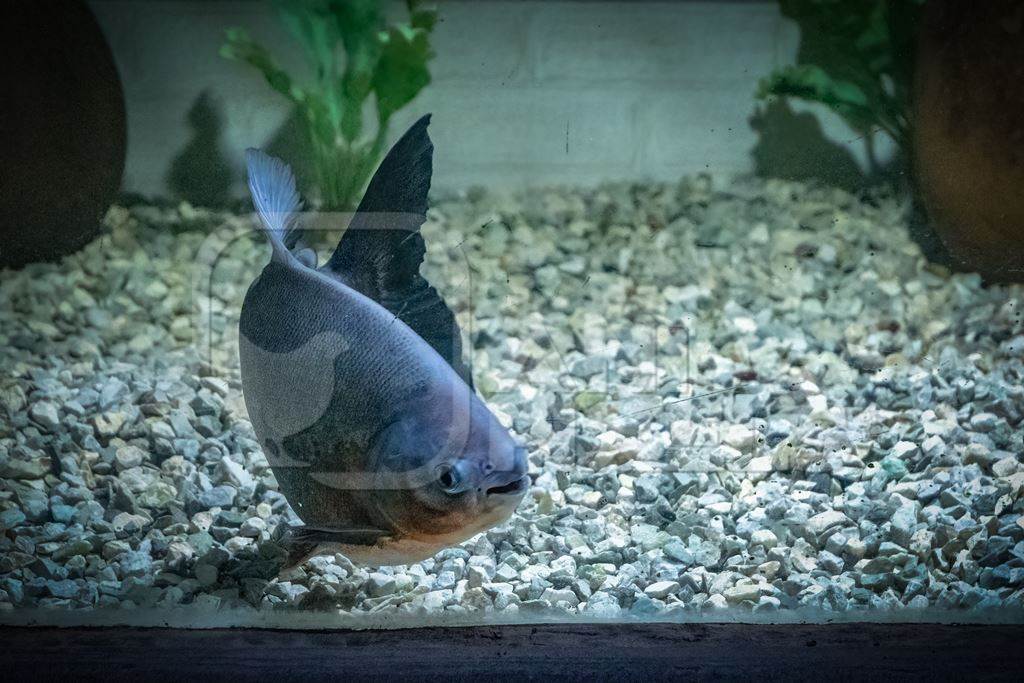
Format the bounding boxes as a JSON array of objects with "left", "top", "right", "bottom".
[{"left": 1, "top": 174, "right": 1023, "bottom": 626}]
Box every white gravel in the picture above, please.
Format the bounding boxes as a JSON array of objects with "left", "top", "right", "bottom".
[{"left": 1, "top": 173, "right": 1023, "bottom": 623}]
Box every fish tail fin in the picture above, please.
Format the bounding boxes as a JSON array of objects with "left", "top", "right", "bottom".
[{"left": 245, "top": 148, "right": 302, "bottom": 264}]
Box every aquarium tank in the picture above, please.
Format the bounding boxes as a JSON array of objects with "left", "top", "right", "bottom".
[{"left": 2, "top": 0, "right": 1024, "bottom": 640}]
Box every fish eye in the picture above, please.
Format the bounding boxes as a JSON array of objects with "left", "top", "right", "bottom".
[{"left": 436, "top": 464, "right": 462, "bottom": 493}]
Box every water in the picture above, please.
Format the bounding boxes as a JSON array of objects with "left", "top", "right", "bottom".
[{"left": 1, "top": 0, "right": 1022, "bottom": 628}]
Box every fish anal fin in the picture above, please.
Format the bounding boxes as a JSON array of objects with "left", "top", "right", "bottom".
[{"left": 279, "top": 524, "right": 390, "bottom": 567}]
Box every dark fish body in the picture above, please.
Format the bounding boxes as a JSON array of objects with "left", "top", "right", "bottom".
[{"left": 239, "top": 116, "right": 527, "bottom": 566}]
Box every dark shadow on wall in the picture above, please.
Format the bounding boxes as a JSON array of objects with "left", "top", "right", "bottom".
[
  {"left": 749, "top": 99, "right": 867, "bottom": 192},
  {"left": 168, "top": 91, "right": 232, "bottom": 207},
  {"left": 749, "top": 99, "right": 952, "bottom": 265}
]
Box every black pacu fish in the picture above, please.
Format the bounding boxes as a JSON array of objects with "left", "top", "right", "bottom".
[{"left": 238, "top": 115, "right": 528, "bottom": 566}]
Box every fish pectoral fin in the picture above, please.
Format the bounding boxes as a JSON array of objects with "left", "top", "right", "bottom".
[{"left": 279, "top": 524, "right": 391, "bottom": 567}]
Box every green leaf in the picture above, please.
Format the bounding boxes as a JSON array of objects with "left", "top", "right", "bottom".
[
  {"left": 758, "top": 0, "right": 921, "bottom": 154},
  {"left": 273, "top": 1, "right": 344, "bottom": 136},
  {"left": 408, "top": 0, "right": 438, "bottom": 32},
  {"left": 758, "top": 65, "right": 876, "bottom": 133},
  {"left": 220, "top": 27, "right": 301, "bottom": 103},
  {"left": 275, "top": 2, "right": 336, "bottom": 80},
  {"left": 373, "top": 23, "right": 433, "bottom": 125},
  {"left": 334, "top": 0, "right": 383, "bottom": 141}
]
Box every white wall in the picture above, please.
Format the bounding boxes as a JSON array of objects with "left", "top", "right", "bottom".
[{"left": 90, "top": 0, "right": 882, "bottom": 198}]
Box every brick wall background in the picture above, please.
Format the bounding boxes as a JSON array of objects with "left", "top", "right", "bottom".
[{"left": 90, "top": 0, "right": 892, "bottom": 199}]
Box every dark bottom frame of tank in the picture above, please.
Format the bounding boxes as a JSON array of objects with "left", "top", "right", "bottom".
[{"left": 1, "top": 621, "right": 1022, "bottom": 681}]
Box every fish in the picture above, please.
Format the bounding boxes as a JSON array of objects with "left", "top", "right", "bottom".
[{"left": 238, "top": 114, "right": 529, "bottom": 567}]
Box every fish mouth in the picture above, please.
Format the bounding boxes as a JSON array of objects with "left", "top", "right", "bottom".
[{"left": 486, "top": 475, "right": 529, "bottom": 497}]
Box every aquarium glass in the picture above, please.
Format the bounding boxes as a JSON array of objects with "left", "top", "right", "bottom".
[{"left": 1, "top": 0, "right": 1022, "bottom": 629}]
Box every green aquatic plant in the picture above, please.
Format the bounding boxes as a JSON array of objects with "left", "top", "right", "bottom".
[
  {"left": 221, "top": 0, "right": 436, "bottom": 210},
  {"left": 756, "top": 0, "right": 924, "bottom": 174}
]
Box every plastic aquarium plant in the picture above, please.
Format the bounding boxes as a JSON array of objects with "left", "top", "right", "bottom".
[
  {"left": 221, "top": 0, "right": 436, "bottom": 210},
  {"left": 756, "top": 0, "right": 924, "bottom": 177}
]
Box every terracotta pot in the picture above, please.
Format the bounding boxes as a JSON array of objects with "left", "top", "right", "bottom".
[
  {"left": 913, "top": 0, "right": 1024, "bottom": 281},
  {"left": 0, "top": 1, "right": 126, "bottom": 268}
]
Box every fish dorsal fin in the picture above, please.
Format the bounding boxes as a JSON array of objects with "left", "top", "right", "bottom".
[{"left": 321, "top": 114, "right": 473, "bottom": 388}]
